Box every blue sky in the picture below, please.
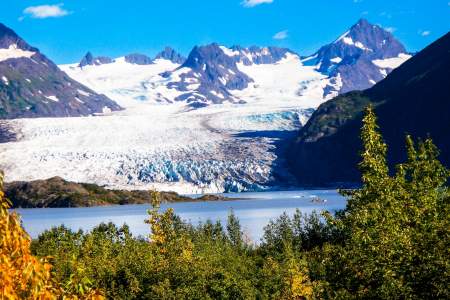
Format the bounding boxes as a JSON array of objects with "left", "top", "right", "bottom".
[{"left": 2, "top": 0, "right": 449, "bottom": 64}]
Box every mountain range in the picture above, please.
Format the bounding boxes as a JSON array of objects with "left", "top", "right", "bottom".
[
  {"left": 0, "top": 19, "right": 411, "bottom": 118},
  {"left": 58, "top": 18, "right": 410, "bottom": 109},
  {"left": 0, "top": 19, "right": 435, "bottom": 194},
  {"left": 289, "top": 31, "right": 450, "bottom": 186}
]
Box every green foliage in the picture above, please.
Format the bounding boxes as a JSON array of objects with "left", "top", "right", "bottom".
[
  {"left": 30, "top": 106, "right": 449, "bottom": 299},
  {"left": 313, "top": 105, "right": 450, "bottom": 299},
  {"left": 5, "top": 177, "right": 226, "bottom": 208}
]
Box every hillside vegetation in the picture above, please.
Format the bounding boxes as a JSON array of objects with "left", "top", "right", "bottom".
[
  {"left": 290, "top": 32, "right": 450, "bottom": 186},
  {"left": 5, "top": 176, "right": 229, "bottom": 208}
]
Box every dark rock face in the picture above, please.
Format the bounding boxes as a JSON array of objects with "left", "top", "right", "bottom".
[
  {"left": 124, "top": 53, "right": 153, "bottom": 65},
  {"left": 154, "top": 47, "right": 185, "bottom": 64},
  {"left": 304, "top": 19, "right": 408, "bottom": 97},
  {"left": 168, "top": 43, "right": 254, "bottom": 104},
  {"left": 0, "top": 23, "right": 36, "bottom": 51},
  {"left": 0, "top": 23, "right": 121, "bottom": 119},
  {"left": 79, "top": 52, "right": 113, "bottom": 67},
  {"left": 289, "top": 32, "right": 450, "bottom": 187}
]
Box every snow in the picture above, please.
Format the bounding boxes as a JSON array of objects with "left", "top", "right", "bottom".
[
  {"left": 219, "top": 46, "right": 240, "bottom": 57},
  {"left": 379, "top": 69, "right": 388, "bottom": 77},
  {"left": 77, "top": 89, "right": 91, "bottom": 97},
  {"left": 323, "top": 73, "right": 343, "bottom": 100},
  {"left": 1, "top": 76, "right": 9, "bottom": 85},
  {"left": 0, "top": 44, "right": 36, "bottom": 62},
  {"left": 0, "top": 52, "right": 330, "bottom": 194},
  {"left": 45, "top": 95, "right": 59, "bottom": 102},
  {"left": 330, "top": 57, "right": 342, "bottom": 64},
  {"left": 342, "top": 36, "right": 354, "bottom": 46},
  {"left": 0, "top": 49, "right": 409, "bottom": 194},
  {"left": 372, "top": 53, "right": 411, "bottom": 69},
  {"left": 300, "top": 54, "right": 318, "bottom": 63},
  {"left": 335, "top": 31, "right": 350, "bottom": 43},
  {"left": 234, "top": 53, "right": 328, "bottom": 109},
  {"left": 186, "top": 83, "right": 200, "bottom": 90},
  {"left": 60, "top": 57, "right": 182, "bottom": 107},
  {"left": 336, "top": 35, "right": 371, "bottom": 52},
  {"left": 354, "top": 41, "right": 371, "bottom": 51},
  {"left": 210, "top": 90, "right": 224, "bottom": 99},
  {"left": 369, "top": 79, "right": 376, "bottom": 85}
]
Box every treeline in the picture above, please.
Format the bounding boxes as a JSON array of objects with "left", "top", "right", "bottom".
[{"left": 1, "top": 106, "right": 449, "bottom": 299}]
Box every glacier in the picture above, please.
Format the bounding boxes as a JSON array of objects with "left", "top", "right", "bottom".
[{"left": 0, "top": 39, "right": 410, "bottom": 194}]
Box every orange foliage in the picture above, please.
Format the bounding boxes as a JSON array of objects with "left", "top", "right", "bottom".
[{"left": 0, "top": 172, "right": 103, "bottom": 299}]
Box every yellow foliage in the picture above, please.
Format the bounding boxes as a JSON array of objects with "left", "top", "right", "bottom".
[
  {"left": 285, "top": 258, "right": 314, "bottom": 299},
  {"left": 0, "top": 172, "right": 103, "bottom": 300}
]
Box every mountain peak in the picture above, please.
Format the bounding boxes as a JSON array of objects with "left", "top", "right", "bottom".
[
  {"left": 124, "top": 53, "right": 153, "bottom": 65},
  {"left": 340, "top": 19, "right": 406, "bottom": 56},
  {"left": 0, "top": 25, "right": 121, "bottom": 118},
  {"left": 305, "top": 18, "right": 409, "bottom": 97},
  {"left": 0, "top": 23, "right": 18, "bottom": 40},
  {"left": 181, "top": 43, "right": 228, "bottom": 70},
  {"left": 154, "top": 46, "right": 185, "bottom": 64},
  {"left": 355, "top": 18, "right": 371, "bottom": 27},
  {"left": 79, "top": 52, "right": 113, "bottom": 67},
  {"left": 160, "top": 43, "right": 253, "bottom": 105},
  {"left": 0, "top": 23, "right": 35, "bottom": 51}
]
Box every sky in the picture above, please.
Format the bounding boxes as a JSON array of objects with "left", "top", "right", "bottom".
[{"left": 1, "top": 0, "right": 449, "bottom": 64}]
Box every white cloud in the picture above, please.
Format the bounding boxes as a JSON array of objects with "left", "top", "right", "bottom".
[
  {"left": 241, "top": 0, "right": 273, "bottom": 8},
  {"left": 385, "top": 27, "right": 396, "bottom": 33},
  {"left": 23, "top": 3, "right": 70, "bottom": 19},
  {"left": 419, "top": 30, "right": 431, "bottom": 36},
  {"left": 379, "top": 11, "right": 392, "bottom": 19},
  {"left": 273, "top": 30, "right": 288, "bottom": 40}
]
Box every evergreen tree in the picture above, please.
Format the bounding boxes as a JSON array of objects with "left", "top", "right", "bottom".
[{"left": 316, "top": 105, "right": 450, "bottom": 299}]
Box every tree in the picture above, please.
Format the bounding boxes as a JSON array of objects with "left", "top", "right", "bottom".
[
  {"left": 0, "top": 171, "right": 103, "bottom": 299},
  {"left": 315, "top": 105, "right": 450, "bottom": 299}
]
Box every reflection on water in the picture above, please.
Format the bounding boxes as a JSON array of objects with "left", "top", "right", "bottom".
[{"left": 14, "top": 190, "right": 346, "bottom": 242}]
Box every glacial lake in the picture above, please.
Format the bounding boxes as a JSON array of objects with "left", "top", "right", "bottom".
[{"left": 14, "top": 190, "right": 346, "bottom": 242}]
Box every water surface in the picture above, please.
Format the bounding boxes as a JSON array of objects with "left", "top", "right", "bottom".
[{"left": 15, "top": 190, "right": 346, "bottom": 242}]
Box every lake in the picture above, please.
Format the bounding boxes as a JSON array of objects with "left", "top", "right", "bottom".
[{"left": 14, "top": 189, "right": 346, "bottom": 242}]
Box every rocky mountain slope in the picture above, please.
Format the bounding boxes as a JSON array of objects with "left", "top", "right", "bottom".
[
  {"left": 0, "top": 23, "right": 121, "bottom": 119},
  {"left": 289, "top": 32, "right": 450, "bottom": 186},
  {"left": 155, "top": 46, "right": 186, "bottom": 64}
]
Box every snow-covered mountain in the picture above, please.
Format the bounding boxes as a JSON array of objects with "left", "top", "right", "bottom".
[
  {"left": 61, "top": 44, "right": 329, "bottom": 108},
  {"left": 0, "top": 19, "right": 413, "bottom": 194},
  {"left": 61, "top": 19, "right": 410, "bottom": 108},
  {"left": 0, "top": 23, "right": 121, "bottom": 118},
  {"left": 302, "top": 18, "right": 411, "bottom": 97}
]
